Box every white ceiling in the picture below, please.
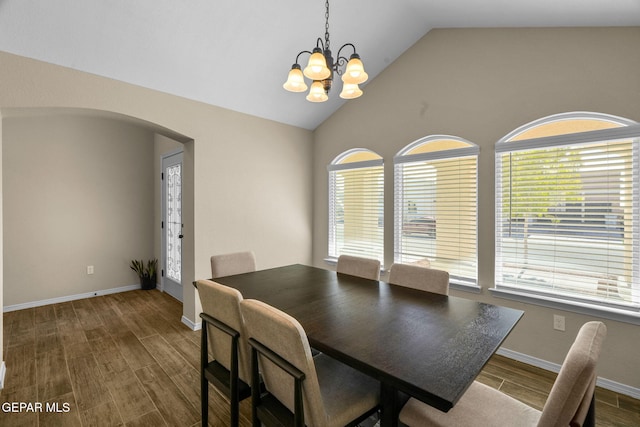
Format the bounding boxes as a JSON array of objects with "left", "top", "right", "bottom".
[{"left": 0, "top": 0, "right": 639, "bottom": 130}]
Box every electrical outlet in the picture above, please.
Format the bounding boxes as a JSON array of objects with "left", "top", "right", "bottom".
[
  {"left": 87, "top": 265, "right": 94, "bottom": 275},
  {"left": 553, "top": 314, "right": 565, "bottom": 331}
]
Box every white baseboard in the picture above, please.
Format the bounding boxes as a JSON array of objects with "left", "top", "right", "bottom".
[
  {"left": 0, "top": 361, "right": 6, "bottom": 389},
  {"left": 2, "top": 284, "right": 141, "bottom": 312},
  {"left": 497, "top": 347, "right": 640, "bottom": 400},
  {"left": 181, "top": 315, "right": 202, "bottom": 331}
]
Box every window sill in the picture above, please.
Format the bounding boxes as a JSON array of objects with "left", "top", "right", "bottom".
[
  {"left": 324, "top": 257, "right": 386, "bottom": 272},
  {"left": 450, "top": 282, "right": 481, "bottom": 294},
  {"left": 490, "top": 287, "right": 640, "bottom": 326},
  {"left": 326, "top": 258, "right": 480, "bottom": 294},
  {"left": 324, "top": 257, "right": 338, "bottom": 266}
]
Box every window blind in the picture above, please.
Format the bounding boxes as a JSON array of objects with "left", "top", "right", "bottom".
[
  {"left": 328, "top": 161, "right": 384, "bottom": 263},
  {"left": 496, "top": 135, "right": 639, "bottom": 310},
  {"left": 394, "top": 150, "right": 478, "bottom": 285}
]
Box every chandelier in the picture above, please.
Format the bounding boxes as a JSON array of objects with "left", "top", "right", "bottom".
[{"left": 283, "top": 0, "right": 368, "bottom": 102}]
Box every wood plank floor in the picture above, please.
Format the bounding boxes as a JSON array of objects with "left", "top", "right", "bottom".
[{"left": 1, "top": 289, "right": 638, "bottom": 426}]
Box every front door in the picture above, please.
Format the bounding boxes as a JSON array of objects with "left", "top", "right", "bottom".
[{"left": 162, "top": 151, "right": 183, "bottom": 301}]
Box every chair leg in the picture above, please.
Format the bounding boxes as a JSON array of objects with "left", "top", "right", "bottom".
[
  {"left": 584, "top": 394, "right": 596, "bottom": 427},
  {"left": 230, "top": 333, "right": 240, "bottom": 427},
  {"left": 230, "top": 395, "right": 239, "bottom": 427},
  {"left": 201, "top": 323, "right": 209, "bottom": 426},
  {"left": 251, "top": 348, "right": 261, "bottom": 427},
  {"left": 201, "top": 376, "right": 209, "bottom": 426}
]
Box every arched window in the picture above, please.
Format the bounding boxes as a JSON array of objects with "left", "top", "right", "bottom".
[
  {"left": 394, "top": 136, "right": 479, "bottom": 287},
  {"left": 495, "top": 112, "right": 640, "bottom": 311},
  {"left": 328, "top": 149, "right": 384, "bottom": 263}
]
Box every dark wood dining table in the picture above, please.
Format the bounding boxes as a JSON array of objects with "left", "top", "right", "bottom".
[{"left": 213, "top": 264, "right": 523, "bottom": 427}]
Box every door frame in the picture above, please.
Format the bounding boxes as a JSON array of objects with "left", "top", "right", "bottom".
[{"left": 161, "top": 149, "right": 184, "bottom": 301}]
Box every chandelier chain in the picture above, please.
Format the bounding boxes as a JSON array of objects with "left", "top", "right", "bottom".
[{"left": 324, "top": 0, "right": 330, "bottom": 50}]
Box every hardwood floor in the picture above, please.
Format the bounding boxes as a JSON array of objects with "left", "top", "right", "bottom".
[
  {"left": 1, "top": 289, "right": 638, "bottom": 426},
  {"left": 1, "top": 290, "right": 242, "bottom": 427}
]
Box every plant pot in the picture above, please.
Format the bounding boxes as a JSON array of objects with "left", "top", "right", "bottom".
[{"left": 140, "top": 275, "right": 157, "bottom": 290}]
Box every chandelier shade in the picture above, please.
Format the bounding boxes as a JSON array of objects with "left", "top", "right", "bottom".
[
  {"left": 283, "top": 0, "right": 367, "bottom": 102},
  {"left": 283, "top": 64, "right": 308, "bottom": 92},
  {"left": 342, "top": 54, "right": 368, "bottom": 85},
  {"left": 339, "top": 83, "right": 363, "bottom": 99},
  {"left": 303, "top": 48, "right": 331, "bottom": 80},
  {"left": 306, "top": 81, "right": 329, "bottom": 102}
]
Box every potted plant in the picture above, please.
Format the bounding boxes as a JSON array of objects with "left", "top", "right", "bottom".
[{"left": 130, "top": 259, "right": 158, "bottom": 290}]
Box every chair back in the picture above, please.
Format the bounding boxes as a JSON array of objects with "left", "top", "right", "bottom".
[
  {"left": 210, "top": 251, "right": 256, "bottom": 278},
  {"left": 388, "top": 263, "right": 449, "bottom": 295},
  {"left": 197, "top": 279, "right": 251, "bottom": 383},
  {"left": 240, "top": 299, "right": 327, "bottom": 426},
  {"left": 538, "top": 321, "right": 607, "bottom": 427},
  {"left": 336, "top": 255, "right": 380, "bottom": 280}
]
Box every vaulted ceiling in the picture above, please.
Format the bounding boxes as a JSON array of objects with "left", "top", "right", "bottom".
[{"left": 0, "top": 0, "right": 639, "bottom": 130}]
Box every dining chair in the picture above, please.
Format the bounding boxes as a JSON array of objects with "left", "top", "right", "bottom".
[
  {"left": 210, "top": 250, "right": 256, "bottom": 278},
  {"left": 196, "top": 279, "right": 252, "bottom": 427},
  {"left": 240, "top": 298, "right": 380, "bottom": 427},
  {"left": 388, "top": 263, "right": 449, "bottom": 295},
  {"left": 399, "top": 321, "right": 607, "bottom": 427},
  {"left": 336, "top": 254, "right": 381, "bottom": 280}
]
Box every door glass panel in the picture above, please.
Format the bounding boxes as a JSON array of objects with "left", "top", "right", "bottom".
[{"left": 166, "top": 163, "right": 182, "bottom": 282}]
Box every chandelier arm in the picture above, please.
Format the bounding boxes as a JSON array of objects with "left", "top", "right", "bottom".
[
  {"left": 336, "top": 43, "right": 357, "bottom": 62},
  {"left": 294, "top": 50, "right": 313, "bottom": 65},
  {"left": 334, "top": 43, "right": 357, "bottom": 74},
  {"left": 334, "top": 57, "right": 348, "bottom": 75}
]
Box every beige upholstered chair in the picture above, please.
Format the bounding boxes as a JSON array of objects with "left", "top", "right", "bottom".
[
  {"left": 388, "top": 263, "right": 449, "bottom": 295},
  {"left": 196, "top": 279, "right": 252, "bottom": 427},
  {"left": 210, "top": 251, "right": 256, "bottom": 278},
  {"left": 336, "top": 254, "right": 381, "bottom": 280},
  {"left": 240, "top": 299, "right": 380, "bottom": 427},
  {"left": 399, "top": 321, "right": 607, "bottom": 427}
]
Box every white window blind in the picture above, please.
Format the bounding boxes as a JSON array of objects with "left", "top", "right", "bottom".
[
  {"left": 394, "top": 142, "right": 479, "bottom": 286},
  {"left": 328, "top": 156, "right": 384, "bottom": 263},
  {"left": 496, "top": 126, "right": 640, "bottom": 311}
]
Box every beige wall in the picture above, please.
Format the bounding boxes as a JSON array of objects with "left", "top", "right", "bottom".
[
  {"left": 3, "top": 114, "right": 155, "bottom": 305},
  {"left": 313, "top": 28, "right": 640, "bottom": 389},
  {"left": 0, "top": 51, "right": 314, "bottom": 331}
]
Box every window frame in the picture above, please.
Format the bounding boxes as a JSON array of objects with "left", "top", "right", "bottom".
[
  {"left": 394, "top": 135, "right": 480, "bottom": 291},
  {"left": 327, "top": 148, "right": 385, "bottom": 265},
  {"left": 493, "top": 113, "right": 640, "bottom": 324}
]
